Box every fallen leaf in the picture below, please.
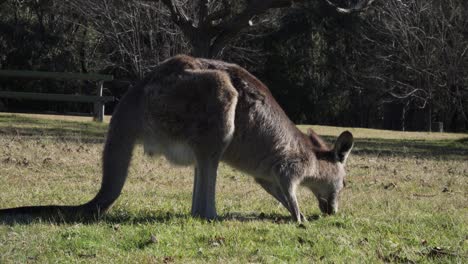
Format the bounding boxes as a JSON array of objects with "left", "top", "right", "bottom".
[
  {"left": 211, "top": 241, "right": 220, "bottom": 247},
  {"left": 229, "top": 175, "right": 237, "bottom": 181},
  {"left": 209, "top": 236, "right": 225, "bottom": 247},
  {"left": 384, "top": 182, "right": 396, "bottom": 190},
  {"left": 78, "top": 253, "right": 96, "bottom": 258},
  {"left": 384, "top": 252, "right": 416, "bottom": 264},
  {"left": 21, "top": 158, "right": 29, "bottom": 166},
  {"left": 298, "top": 237, "right": 305, "bottom": 244},
  {"left": 427, "top": 246, "right": 457, "bottom": 258},
  {"left": 298, "top": 236, "right": 314, "bottom": 246},
  {"left": 163, "top": 256, "right": 174, "bottom": 263},
  {"left": 358, "top": 237, "right": 369, "bottom": 245},
  {"left": 412, "top": 193, "right": 437, "bottom": 198},
  {"left": 3, "top": 157, "right": 13, "bottom": 163}
]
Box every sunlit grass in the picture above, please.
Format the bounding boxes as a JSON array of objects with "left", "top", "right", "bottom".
[{"left": 0, "top": 114, "right": 467, "bottom": 263}]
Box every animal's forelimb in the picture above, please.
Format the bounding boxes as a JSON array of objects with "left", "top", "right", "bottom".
[{"left": 278, "top": 178, "right": 302, "bottom": 222}]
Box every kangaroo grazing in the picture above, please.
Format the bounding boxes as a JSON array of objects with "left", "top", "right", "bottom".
[{"left": 0, "top": 55, "right": 353, "bottom": 222}]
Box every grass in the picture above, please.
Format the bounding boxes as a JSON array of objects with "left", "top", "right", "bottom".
[{"left": 0, "top": 113, "right": 467, "bottom": 263}]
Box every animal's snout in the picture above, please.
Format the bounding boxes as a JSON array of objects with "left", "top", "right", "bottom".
[{"left": 318, "top": 199, "right": 337, "bottom": 215}]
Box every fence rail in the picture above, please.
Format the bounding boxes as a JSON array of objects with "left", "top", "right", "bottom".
[
  {"left": 0, "top": 70, "right": 113, "bottom": 81},
  {"left": 0, "top": 91, "right": 114, "bottom": 103},
  {"left": 0, "top": 70, "right": 114, "bottom": 122}
]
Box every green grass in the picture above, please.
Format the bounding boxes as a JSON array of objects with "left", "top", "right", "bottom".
[{"left": 0, "top": 113, "right": 467, "bottom": 263}]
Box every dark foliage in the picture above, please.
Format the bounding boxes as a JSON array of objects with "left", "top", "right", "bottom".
[{"left": 0, "top": 0, "right": 466, "bottom": 131}]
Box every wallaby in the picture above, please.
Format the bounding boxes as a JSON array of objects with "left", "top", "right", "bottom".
[{"left": 0, "top": 55, "right": 353, "bottom": 222}]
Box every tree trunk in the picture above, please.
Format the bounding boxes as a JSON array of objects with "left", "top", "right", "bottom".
[
  {"left": 191, "top": 38, "right": 213, "bottom": 58},
  {"left": 401, "top": 101, "right": 408, "bottom": 131},
  {"left": 427, "top": 100, "right": 432, "bottom": 132}
]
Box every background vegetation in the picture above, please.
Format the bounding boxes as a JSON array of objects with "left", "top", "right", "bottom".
[
  {"left": 0, "top": 113, "right": 467, "bottom": 262},
  {"left": 1, "top": 1, "right": 466, "bottom": 262},
  {"left": 0, "top": 0, "right": 466, "bottom": 131}
]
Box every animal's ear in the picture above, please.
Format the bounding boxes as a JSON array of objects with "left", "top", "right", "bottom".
[
  {"left": 334, "top": 131, "right": 354, "bottom": 163},
  {"left": 308, "top": 128, "right": 330, "bottom": 150}
]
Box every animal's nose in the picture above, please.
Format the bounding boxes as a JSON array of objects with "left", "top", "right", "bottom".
[
  {"left": 319, "top": 199, "right": 337, "bottom": 215},
  {"left": 325, "top": 206, "right": 337, "bottom": 215}
]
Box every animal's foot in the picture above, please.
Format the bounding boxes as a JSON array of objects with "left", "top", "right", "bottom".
[
  {"left": 300, "top": 213, "right": 308, "bottom": 223},
  {"left": 191, "top": 208, "right": 218, "bottom": 220}
]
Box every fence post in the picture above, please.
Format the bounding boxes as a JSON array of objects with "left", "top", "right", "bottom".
[
  {"left": 93, "top": 80, "right": 105, "bottom": 122},
  {"left": 436, "top": 122, "right": 443, "bottom": 133}
]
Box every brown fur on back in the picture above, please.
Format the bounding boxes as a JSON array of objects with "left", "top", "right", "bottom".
[{"left": 144, "top": 55, "right": 338, "bottom": 180}]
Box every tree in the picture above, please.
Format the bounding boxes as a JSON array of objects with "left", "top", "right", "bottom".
[
  {"left": 66, "top": 0, "right": 189, "bottom": 79},
  {"left": 262, "top": 1, "right": 375, "bottom": 126},
  {"left": 152, "top": 0, "right": 375, "bottom": 58},
  {"left": 361, "top": 0, "right": 468, "bottom": 131}
]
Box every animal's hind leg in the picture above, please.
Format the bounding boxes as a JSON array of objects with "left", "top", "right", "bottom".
[
  {"left": 146, "top": 69, "right": 238, "bottom": 219},
  {"left": 186, "top": 70, "right": 237, "bottom": 219},
  {"left": 191, "top": 156, "right": 221, "bottom": 219},
  {"left": 190, "top": 122, "right": 233, "bottom": 219},
  {"left": 190, "top": 117, "right": 234, "bottom": 219}
]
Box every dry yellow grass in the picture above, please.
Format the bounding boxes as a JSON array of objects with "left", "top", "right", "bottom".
[{"left": 0, "top": 112, "right": 112, "bottom": 123}]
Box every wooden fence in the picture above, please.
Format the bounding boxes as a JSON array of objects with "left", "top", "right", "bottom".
[{"left": 0, "top": 70, "right": 114, "bottom": 122}]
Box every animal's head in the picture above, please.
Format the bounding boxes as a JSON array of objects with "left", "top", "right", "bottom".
[{"left": 306, "top": 129, "right": 354, "bottom": 215}]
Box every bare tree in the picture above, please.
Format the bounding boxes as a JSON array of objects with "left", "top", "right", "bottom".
[
  {"left": 65, "top": 0, "right": 189, "bottom": 79},
  {"left": 148, "top": 0, "right": 375, "bottom": 58},
  {"left": 60, "top": 0, "right": 373, "bottom": 78},
  {"left": 361, "top": 0, "right": 468, "bottom": 131}
]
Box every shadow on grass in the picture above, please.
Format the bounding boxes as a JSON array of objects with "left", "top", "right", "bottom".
[
  {"left": 0, "top": 126, "right": 106, "bottom": 143},
  {"left": 102, "top": 211, "right": 309, "bottom": 224},
  {"left": 321, "top": 136, "right": 468, "bottom": 159},
  {"left": 220, "top": 211, "right": 321, "bottom": 223},
  {"left": 0, "top": 210, "right": 320, "bottom": 225},
  {"left": 0, "top": 114, "right": 107, "bottom": 143},
  {"left": 2, "top": 114, "right": 467, "bottom": 159}
]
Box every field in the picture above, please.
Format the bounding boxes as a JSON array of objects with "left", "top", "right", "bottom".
[{"left": 0, "top": 113, "right": 467, "bottom": 263}]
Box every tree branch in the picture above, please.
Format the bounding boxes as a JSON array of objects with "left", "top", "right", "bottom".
[
  {"left": 324, "top": 0, "right": 375, "bottom": 14},
  {"left": 205, "top": 0, "right": 230, "bottom": 24},
  {"left": 143, "top": 0, "right": 374, "bottom": 57},
  {"left": 160, "top": 0, "right": 194, "bottom": 30},
  {"left": 198, "top": 0, "right": 209, "bottom": 26},
  {"left": 210, "top": 0, "right": 300, "bottom": 55}
]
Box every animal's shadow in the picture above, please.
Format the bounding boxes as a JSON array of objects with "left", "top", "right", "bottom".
[{"left": 0, "top": 210, "right": 322, "bottom": 225}]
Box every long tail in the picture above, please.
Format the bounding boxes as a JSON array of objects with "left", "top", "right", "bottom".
[{"left": 0, "top": 82, "right": 146, "bottom": 221}]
